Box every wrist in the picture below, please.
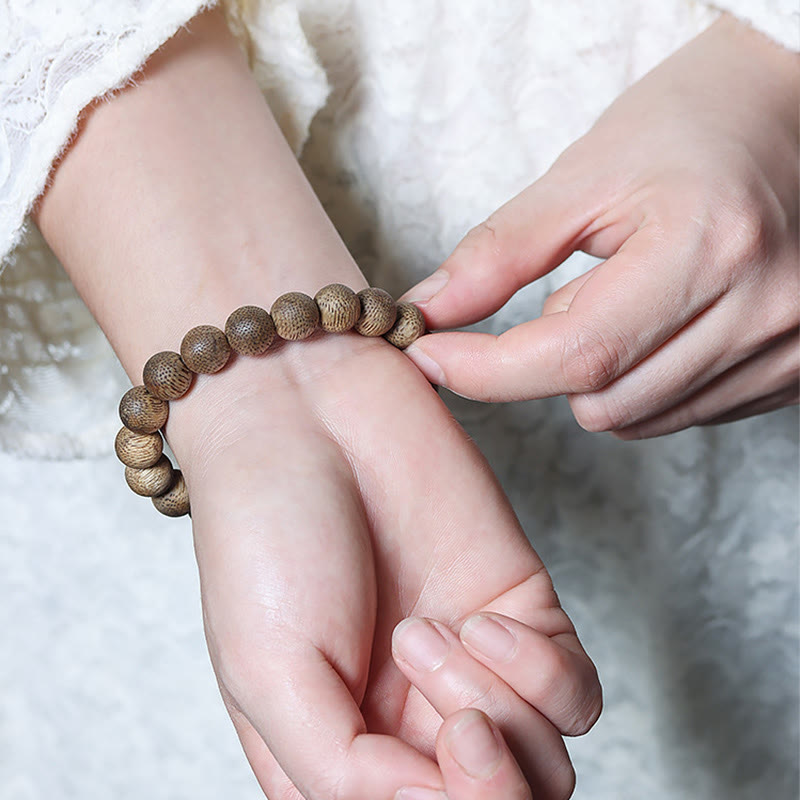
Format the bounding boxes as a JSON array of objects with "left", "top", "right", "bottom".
[
  {"left": 164, "top": 328, "right": 389, "bottom": 472},
  {"left": 34, "top": 7, "right": 365, "bottom": 381}
]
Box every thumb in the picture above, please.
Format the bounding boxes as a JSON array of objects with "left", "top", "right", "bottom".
[
  {"left": 400, "top": 161, "right": 597, "bottom": 330},
  {"left": 403, "top": 227, "right": 674, "bottom": 402}
]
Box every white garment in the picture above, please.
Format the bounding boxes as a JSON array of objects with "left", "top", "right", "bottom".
[{"left": 0, "top": 2, "right": 797, "bottom": 799}]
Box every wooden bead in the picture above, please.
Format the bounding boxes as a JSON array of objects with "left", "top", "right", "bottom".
[
  {"left": 225, "top": 305, "right": 276, "bottom": 356},
  {"left": 314, "top": 284, "right": 360, "bottom": 333},
  {"left": 152, "top": 470, "right": 190, "bottom": 517},
  {"left": 355, "top": 288, "right": 397, "bottom": 336},
  {"left": 114, "top": 426, "right": 163, "bottom": 469},
  {"left": 271, "top": 292, "right": 320, "bottom": 340},
  {"left": 384, "top": 302, "right": 426, "bottom": 349},
  {"left": 119, "top": 386, "right": 169, "bottom": 434},
  {"left": 125, "top": 455, "right": 174, "bottom": 497},
  {"left": 180, "top": 325, "right": 231, "bottom": 374},
  {"left": 143, "top": 351, "right": 193, "bottom": 400}
]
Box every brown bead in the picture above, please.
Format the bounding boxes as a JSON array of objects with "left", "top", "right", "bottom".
[
  {"left": 114, "top": 426, "right": 163, "bottom": 469},
  {"left": 314, "top": 284, "right": 360, "bottom": 333},
  {"left": 355, "top": 288, "right": 397, "bottom": 336},
  {"left": 180, "top": 325, "right": 231, "bottom": 374},
  {"left": 119, "top": 386, "right": 169, "bottom": 434},
  {"left": 143, "top": 351, "right": 193, "bottom": 400},
  {"left": 384, "top": 302, "right": 427, "bottom": 349},
  {"left": 152, "top": 470, "right": 190, "bottom": 517},
  {"left": 224, "top": 306, "right": 276, "bottom": 356},
  {"left": 125, "top": 454, "right": 174, "bottom": 497},
  {"left": 271, "top": 292, "right": 320, "bottom": 340}
]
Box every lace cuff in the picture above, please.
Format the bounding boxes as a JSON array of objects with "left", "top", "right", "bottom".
[{"left": 0, "top": 1, "right": 219, "bottom": 270}]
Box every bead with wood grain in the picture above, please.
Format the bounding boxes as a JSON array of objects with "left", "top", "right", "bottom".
[
  {"left": 384, "top": 302, "right": 427, "bottom": 349},
  {"left": 225, "top": 306, "right": 276, "bottom": 356},
  {"left": 355, "top": 288, "right": 397, "bottom": 336},
  {"left": 315, "top": 284, "right": 361, "bottom": 333},
  {"left": 115, "top": 286, "right": 428, "bottom": 519},
  {"left": 125, "top": 455, "right": 175, "bottom": 497},
  {"left": 119, "top": 386, "right": 169, "bottom": 434},
  {"left": 180, "top": 325, "right": 231, "bottom": 373},
  {"left": 271, "top": 292, "right": 320, "bottom": 340},
  {"left": 152, "top": 470, "right": 190, "bottom": 517},
  {"left": 114, "top": 426, "right": 163, "bottom": 469},
  {"left": 143, "top": 351, "right": 193, "bottom": 400}
]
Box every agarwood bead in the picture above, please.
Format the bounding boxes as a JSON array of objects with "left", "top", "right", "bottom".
[
  {"left": 152, "top": 470, "right": 190, "bottom": 517},
  {"left": 180, "top": 325, "right": 231, "bottom": 374},
  {"left": 143, "top": 351, "right": 193, "bottom": 400},
  {"left": 125, "top": 455, "right": 174, "bottom": 497},
  {"left": 384, "top": 302, "right": 426, "bottom": 349},
  {"left": 119, "top": 386, "right": 169, "bottom": 434},
  {"left": 114, "top": 426, "right": 163, "bottom": 469},
  {"left": 271, "top": 292, "right": 320, "bottom": 340},
  {"left": 355, "top": 288, "right": 397, "bottom": 336},
  {"left": 314, "top": 284, "right": 360, "bottom": 333},
  {"left": 224, "top": 306, "right": 276, "bottom": 356}
]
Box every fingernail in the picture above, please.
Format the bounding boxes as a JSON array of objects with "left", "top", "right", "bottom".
[
  {"left": 404, "top": 345, "right": 446, "bottom": 386},
  {"left": 401, "top": 270, "right": 450, "bottom": 304},
  {"left": 446, "top": 710, "right": 502, "bottom": 779},
  {"left": 395, "top": 787, "right": 447, "bottom": 800},
  {"left": 393, "top": 617, "right": 449, "bottom": 672},
  {"left": 460, "top": 614, "right": 517, "bottom": 662}
]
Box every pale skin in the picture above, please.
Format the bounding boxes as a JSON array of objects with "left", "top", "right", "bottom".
[
  {"left": 31, "top": 8, "right": 795, "bottom": 800},
  {"left": 34, "top": 8, "right": 599, "bottom": 800},
  {"left": 403, "top": 15, "right": 799, "bottom": 441}
]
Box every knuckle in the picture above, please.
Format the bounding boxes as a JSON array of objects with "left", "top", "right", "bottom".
[
  {"left": 532, "top": 646, "right": 604, "bottom": 737},
  {"left": 562, "top": 675, "right": 604, "bottom": 737},
  {"left": 707, "top": 177, "right": 776, "bottom": 279},
  {"left": 460, "top": 214, "right": 506, "bottom": 265},
  {"left": 533, "top": 645, "right": 575, "bottom": 700},
  {"left": 561, "top": 324, "right": 626, "bottom": 393},
  {"left": 717, "top": 203, "right": 770, "bottom": 274},
  {"left": 569, "top": 392, "right": 633, "bottom": 433}
]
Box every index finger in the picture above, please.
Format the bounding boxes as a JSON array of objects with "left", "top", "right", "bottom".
[{"left": 405, "top": 226, "right": 720, "bottom": 401}]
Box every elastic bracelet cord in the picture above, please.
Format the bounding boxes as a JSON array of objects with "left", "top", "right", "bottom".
[{"left": 114, "top": 285, "right": 426, "bottom": 518}]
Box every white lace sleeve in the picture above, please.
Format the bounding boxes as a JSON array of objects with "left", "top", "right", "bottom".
[
  {"left": 0, "top": 1, "right": 220, "bottom": 268},
  {"left": 698, "top": 0, "right": 799, "bottom": 51}
]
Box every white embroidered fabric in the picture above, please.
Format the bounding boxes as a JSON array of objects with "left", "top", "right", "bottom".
[{"left": 0, "top": 2, "right": 797, "bottom": 798}]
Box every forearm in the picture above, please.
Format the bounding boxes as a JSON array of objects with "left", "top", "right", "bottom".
[{"left": 33, "top": 7, "right": 364, "bottom": 383}]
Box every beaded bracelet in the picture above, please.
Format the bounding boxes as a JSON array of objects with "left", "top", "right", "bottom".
[{"left": 114, "top": 285, "right": 426, "bottom": 518}]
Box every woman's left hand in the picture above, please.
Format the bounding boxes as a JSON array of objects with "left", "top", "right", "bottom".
[{"left": 402, "top": 15, "right": 799, "bottom": 438}]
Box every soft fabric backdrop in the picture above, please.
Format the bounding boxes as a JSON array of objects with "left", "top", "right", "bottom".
[{"left": 1, "top": 1, "right": 797, "bottom": 797}]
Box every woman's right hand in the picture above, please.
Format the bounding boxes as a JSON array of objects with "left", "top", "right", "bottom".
[{"left": 168, "top": 329, "right": 601, "bottom": 800}]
